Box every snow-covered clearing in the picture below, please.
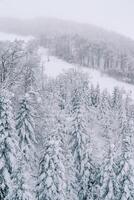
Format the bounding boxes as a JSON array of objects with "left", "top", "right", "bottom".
[
  {"left": 0, "top": 33, "right": 134, "bottom": 100},
  {"left": 39, "top": 47, "right": 134, "bottom": 99}
]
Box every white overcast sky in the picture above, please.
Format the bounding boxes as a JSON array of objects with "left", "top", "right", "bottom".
[{"left": 0, "top": 0, "right": 134, "bottom": 39}]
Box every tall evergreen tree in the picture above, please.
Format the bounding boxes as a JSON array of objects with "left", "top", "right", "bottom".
[
  {"left": 69, "top": 86, "right": 95, "bottom": 199},
  {"left": 15, "top": 94, "right": 37, "bottom": 200},
  {"left": 36, "top": 106, "right": 66, "bottom": 200},
  {"left": 115, "top": 101, "right": 134, "bottom": 200},
  {"left": 16, "top": 95, "right": 36, "bottom": 162},
  {"left": 100, "top": 146, "right": 119, "bottom": 200},
  {"left": 11, "top": 155, "right": 34, "bottom": 200},
  {"left": 99, "top": 90, "right": 119, "bottom": 200},
  {"left": 90, "top": 84, "right": 100, "bottom": 107},
  {"left": 54, "top": 81, "right": 77, "bottom": 200},
  {"left": 0, "top": 90, "right": 18, "bottom": 199},
  {"left": 79, "top": 153, "right": 100, "bottom": 200}
]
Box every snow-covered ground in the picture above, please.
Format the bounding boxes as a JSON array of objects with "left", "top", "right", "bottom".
[
  {"left": 0, "top": 32, "right": 134, "bottom": 99},
  {"left": 39, "top": 47, "right": 134, "bottom": 99},
  {"left": 0, "top": 32, "right": 33, "bottom": 41}
]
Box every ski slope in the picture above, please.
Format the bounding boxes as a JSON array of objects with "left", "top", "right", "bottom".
[{"left": 39, "top": 47, "right": 134, "bottom": 99}]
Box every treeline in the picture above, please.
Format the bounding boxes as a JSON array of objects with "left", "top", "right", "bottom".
[
  {"left": 39, "top": 34, "right": 134, "bottom": 83},
  {"left": 1, "top": 40, "right": 134, "bottom": 199}
]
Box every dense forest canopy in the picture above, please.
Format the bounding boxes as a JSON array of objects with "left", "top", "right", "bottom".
[
  {"left": 0, "top": 14, "right": 134, "bottom": 199},
  {"left": 0, "top": 37, "right": 134, "bottom": 199}
]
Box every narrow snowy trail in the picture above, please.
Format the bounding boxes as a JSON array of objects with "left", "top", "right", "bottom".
[{"left": 39, "top": 47, "right": 134, "bottom": 99}]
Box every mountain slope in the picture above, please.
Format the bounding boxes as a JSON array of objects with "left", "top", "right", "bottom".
[
  {"left": 1, "top": 18, "right": 134, "bottom": 84},
  {"left": 39, "top": 47, "right": 134, "bottom": 99},
  {"left": 0, "top": 17, "right": 134, "bottom": 48}
]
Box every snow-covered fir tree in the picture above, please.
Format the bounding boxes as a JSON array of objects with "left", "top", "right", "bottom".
[
  {"left": 111, "top": 87, "right": 123, "bottom": 109},
  {"left": 15, "top": 94, "right": 37, "bottom": 200},
  {"left": 36, "top": 137, "right": 66, "bottom": 200},
  {"left": 36, "top": 104, "right": 66, "bottom": 200},
  {"left": 79, "top": 152, "right": 100, "bottom": 200},
  {"left": 16, "top": 94, "right": 36, "bottom": 162},
  {"left": 115, "top": 101, "right": 134, "bottom": 200},
  {"left": 0, "top": 90, "right": 18, "bottom": 199},
  {"left": 10, "top": 154, "right": 34, "bottom": 200},
  {"left": 99, "top": 90, "right": 120, "bottom": 200},
  {"left": 100, "top": 145, "right": 119, "bottom": 200},
  {"left": 98, "top": 90, "right": 112, "bottom": 142},
  {"left": 90, "top": 84, "right": 100, "bottom": 107},
  {"left": 69, "top": 85, "right": 95, "bottom": 199},
  {"left": 65, "top": 147, "right": 78, "bottom": 200},
  {"left": 52, "top": 75, "right": 79, "bottom": 200}
]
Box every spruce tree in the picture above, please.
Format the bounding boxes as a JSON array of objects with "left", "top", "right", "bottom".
[
  {"left": 79, "top": 153, "right": 100, "bottom": 200},
  {"left": 11, "top": 155, "right": 34, "bottom": 200},
  {"left": 110, "top": 87, "right": 124, "bottom": 143},
  {"left": 54, "top": 76, "right": 79, "bottom": 200},
  {"left": 69, "top": 86, "right": 94, "bottom": 199},
  {"left": 90, "top": 84, "right": 100, "bottom": 107},
  {"left": 99, "top": 90, "right": 119, "bottom": 200},
  {"left": 0, "top": 90, "right": 18, "bottom": 199},
  {"left": 36, "top": 106, "right": 66, "bottom": 200},
  {"left": 15, "top": 94, "right": 37, "bottom": 200},
  {"left": 100, "top": 146, "right": 119, "bottom": 200},
  {"left": 115, "top": 103, "right": 134, "bottom": 200},
  {"left": 16, "top": 95, "right": 36, "bottom": 162}
]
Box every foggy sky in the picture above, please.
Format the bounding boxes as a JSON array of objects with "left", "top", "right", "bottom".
[{"left": 0, "top": 0, "right": 134, "bottom": 39}]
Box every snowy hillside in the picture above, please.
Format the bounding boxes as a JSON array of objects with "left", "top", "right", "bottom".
[
  {"left": 0, "top": 31, "right": 33, "bottom": 41},
  {"left": 39, "top": 47, "right": 134, "bottom": 99},
  {"left": 0, "top": 34, "right": 134, "bottom": 200}
]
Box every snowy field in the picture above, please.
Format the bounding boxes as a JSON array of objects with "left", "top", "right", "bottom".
[{"left": 39, "top": 47, "right": 134, "bottom": 99}]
